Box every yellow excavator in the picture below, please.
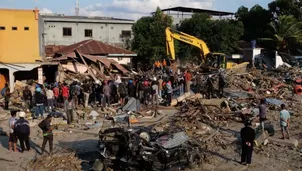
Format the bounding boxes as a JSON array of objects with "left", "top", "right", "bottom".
[{"left": 166, "top": 27, "right": 228, "bottom": 69}]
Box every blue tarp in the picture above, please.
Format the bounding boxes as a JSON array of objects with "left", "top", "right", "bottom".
[{"left": 265, "top": 98, "right": 285, "bottom": 106}]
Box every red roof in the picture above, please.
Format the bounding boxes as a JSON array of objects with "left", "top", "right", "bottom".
[
  {"left": 55, "top": 39, "right": 135, "bottom": 55},
  {"left": 45, "top": 45, "right": 66, "bottom": 57}
]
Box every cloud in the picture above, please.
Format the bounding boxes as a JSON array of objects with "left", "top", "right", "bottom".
[
  {"left": 39, "top": 8, "right": 53, "bottom": 14},
  {"left": 80, "top": 0, "right": 215, "bottom": 20}
]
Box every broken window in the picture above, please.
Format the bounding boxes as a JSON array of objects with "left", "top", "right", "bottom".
[
  {"left": 12, "top": 27, "right": 17, "bottom": 30},
  {"left": 84, "top": 29, "right": 93, "bottom": 37},
  {"left": 24, "top": 27, "right": 29, "bottom": 31},
  {"left": 63, "top": 27, "right": 72, "bottom": 36},
  {"left": 0, "top": 26, "right": 5, "bottom": 30},
  {"left": 121, "top": 30, "right": 131, "bottom": 38}
]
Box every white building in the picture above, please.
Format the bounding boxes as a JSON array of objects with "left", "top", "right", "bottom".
[{"left": 41, "top": 15, "right": 135, "bottom": 47}]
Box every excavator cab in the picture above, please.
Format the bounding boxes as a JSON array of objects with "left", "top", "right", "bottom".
[{"left": 206, "top": 53, "right": 227, "bottom": 69}]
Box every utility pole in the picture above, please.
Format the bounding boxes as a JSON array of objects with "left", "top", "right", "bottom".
[{"left": 75, "top": 0, "right": 79, "bottom": 16}]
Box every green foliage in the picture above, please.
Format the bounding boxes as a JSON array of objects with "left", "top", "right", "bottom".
[
  {"left": 131, "top": 7, "right": 172, "bottom": 65},
  {"left": 235, "top": 5, "right": 271, "bottom": 41},
  {"left": 269, "top": 0, "right": 302, "bottom": 19},
  {"left": 177, "top": 14, "right": 244, "bottom": 56},
  {"left": 259, "top": 15, "right": 302, "bottom": 51}
]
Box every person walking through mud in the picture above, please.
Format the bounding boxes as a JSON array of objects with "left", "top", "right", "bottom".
[{"left": 240, "top": 120, "right": 255, "bottom": 166}]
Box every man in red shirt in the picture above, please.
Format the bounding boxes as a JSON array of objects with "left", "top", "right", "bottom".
[
  {"left": 53, "top": 84, "right": 59, "bottom": 108},
  {"left": 61, "top": 83, "right": 69, "bottom": 101},
  {"left": 185, "top": 71, "right": 192, "bottom": 92}
]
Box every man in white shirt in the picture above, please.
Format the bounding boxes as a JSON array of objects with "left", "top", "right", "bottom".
[{"left": 46, "top": 86, "right": 54, "bottom": 112}]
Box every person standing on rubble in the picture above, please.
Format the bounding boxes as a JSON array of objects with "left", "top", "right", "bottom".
[
  {"left": 61, "top": 83, "right": 69, "bottom": 102},
  {"left": 23, "top": 86, "right": 32, "bottom": 110},
  {"left": 151, "top": 78, "right": 159, "bottom": 106},
  {"left": 195, "top": 73, "right": 202, "bottom": 94},
  {"left": 240, "top": 120, "right": 255, "bottom": 166},
  {"left": 46, "top": 86, "right": 54, "bottom": 112},
  {"left": 8, "top": 110, "right": 18, "bottom": 152},
  {"left": 82, "top": 81, "right": 91, "bottom": 108},
  {"left": 206, "top": 75, "right": 214, "bottom": 99},
  {"left": 103, "top": 80, "right": 111, "bottom": 107},
  {"left": 218, "top": 72, "right": 226, "bottom": 98},
  {"left": 118, "top": 79, "right": 127, "bottom": 106},
  {"left": 41, "top": 114, "right": 53, "bottom": 155},
  {"left": 2, "top": 83, "right": 10, "bottom": 110},
  {"left": 34, "top": 87, "right": 45, "bottom": 119},
  {"left": 165, "top": 79, "right": 173, "bottom": 106},
  {"left": 127, "top": 79, "right": 136, "bottom": 98},
  {"left": 15, "top": 111, "right": 31, "bottom": 153},
  {"left": 185, "top": 70, "right": 192, "bottom": 93},
  {"left": 65, "top": 97, "right": 74, "bottom": 124},
  {"left": 280, "top": 104, "right": 290, "bottom": 139},
  {"left": 258, "top": 99, "right": 267, "bottom": 132},
  {"left": 53, "top": 83, "right": 59, "bottom": 108},
  {"left": 158, "top": 76, "right": 163, "bottom": 99},
  {"left": 143, "top": 79, "right": 151, "bottom": 105}
]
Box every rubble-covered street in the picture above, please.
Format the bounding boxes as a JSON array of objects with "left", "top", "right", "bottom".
[{"left": 0, "top": 65, "right": 301, "bottom": 171}]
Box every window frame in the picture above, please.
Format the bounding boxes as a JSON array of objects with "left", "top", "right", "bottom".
[
  {"left": 63, "top": 27, "right": 72, "bottom": 36},
  {"left": 84, "top": 29, "right": 93, "bottom": 37}
]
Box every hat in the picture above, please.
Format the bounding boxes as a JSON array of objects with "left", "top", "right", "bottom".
[
  {"left": 36, "top": 87, "right": 42, "bottom": 92},
  {"left": 18, "top": 111, "right": 26, "bottom": 118},
  {"left": 47, "top": 114, "right": 53, "bottom": 118}
]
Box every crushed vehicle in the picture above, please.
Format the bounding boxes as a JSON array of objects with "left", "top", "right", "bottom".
[{"left": 96, "top": 127, "right": 201, "bottom": 171}]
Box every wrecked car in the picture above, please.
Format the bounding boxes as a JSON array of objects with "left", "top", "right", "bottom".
[{"left": 96, "top": 127, "right": 201, "bottom": 171}]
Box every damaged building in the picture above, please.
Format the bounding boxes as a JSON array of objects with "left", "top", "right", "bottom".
[{"left": 49, "top": 39, "right": 137, "bottom": 82}]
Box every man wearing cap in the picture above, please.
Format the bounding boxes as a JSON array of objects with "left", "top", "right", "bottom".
[
  {"left": 34, "top": 87, "right": 45, "bottom": 119},
  {"left": 14, "top": 111, "right": 31, "bottom": 152},
  {"left": 41, "top": 114, "right": 53, "bottom": 155},
  {"left": 240, "top": 120, "right": 255, "bottom": 165}
]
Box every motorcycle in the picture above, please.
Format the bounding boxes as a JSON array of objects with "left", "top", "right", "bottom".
[{"left": 96, "top": 127, "right": 201, "bottom": 171}]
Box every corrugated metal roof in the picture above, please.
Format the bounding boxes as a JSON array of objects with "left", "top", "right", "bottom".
[
  {"left": 45, "top": 45, "right": 66, "bottom": 57},
  {"left": 158, "top": 6, "right": 234, "bottom": 16},
  {"left": 82, "top": 54, "right": 128, "bottom": 74},
  {"left": 55, "top": 39, "right": 136, "bottom": 56}
]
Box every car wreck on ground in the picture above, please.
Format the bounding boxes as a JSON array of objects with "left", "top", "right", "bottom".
[{"left": 94, "top": 127, "right": 201, "bottom": 171}]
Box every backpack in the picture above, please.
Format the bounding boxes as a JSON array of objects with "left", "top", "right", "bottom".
[
  {"left": 1, "top": 87, "right": 6, "bottom": 96},
  {"left": 38, "top": 120, "right": 46, "bottom": 131}
]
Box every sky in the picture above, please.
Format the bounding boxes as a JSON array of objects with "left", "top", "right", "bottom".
[{"left": 1, "top": 0, "right": 271, "bottom": 20}]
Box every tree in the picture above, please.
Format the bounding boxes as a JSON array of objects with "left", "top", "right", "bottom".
[
  {"left": 131, "top": 7, "right": 172, "bottom": 66},
  {"left": 260, "top": 15, "right": 302, "bottom": 51},
  {"left": 269, "top": 0, "right": 302, "bottom": 19},
  {"left": 235, "top": 5, "right": 271, "bottom": 41},
  {"left": 177, "top": 13, "right": 244, "bottom": 58}
]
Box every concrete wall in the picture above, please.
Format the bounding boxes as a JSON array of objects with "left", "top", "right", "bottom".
[
  {"left": 0, "top": 63, "right": 42, "bottom": 92},
  {"left": 42, "top": 16, "right": 134, "bottom": 46},
  {"left": 0, "top": 9, "right": 41, "bottom": 63}
]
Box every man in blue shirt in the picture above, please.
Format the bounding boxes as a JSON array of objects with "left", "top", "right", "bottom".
[{"left": 280, "top": 104, "right": 290, "bottom": 139}]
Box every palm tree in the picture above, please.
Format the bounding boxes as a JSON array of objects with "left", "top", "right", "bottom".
[{"left": 260, "top": 15, "right": 302, "bottom": 52}]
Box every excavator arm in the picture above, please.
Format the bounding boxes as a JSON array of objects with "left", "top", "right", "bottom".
[{"left": 165, "top": 27, "right": 211, "bottom": 63}]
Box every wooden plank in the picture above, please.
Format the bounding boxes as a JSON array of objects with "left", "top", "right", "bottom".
[{"left": 268, "top": 137, "right": 299, "bottom": 147}]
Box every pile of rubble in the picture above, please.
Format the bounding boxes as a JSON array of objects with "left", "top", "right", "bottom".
[
  {"left": 227, "top": 66, "right": 300, "bottom": 99},
  {"left": 27, "top": 152, "right": 83, "bottom": 171}
]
